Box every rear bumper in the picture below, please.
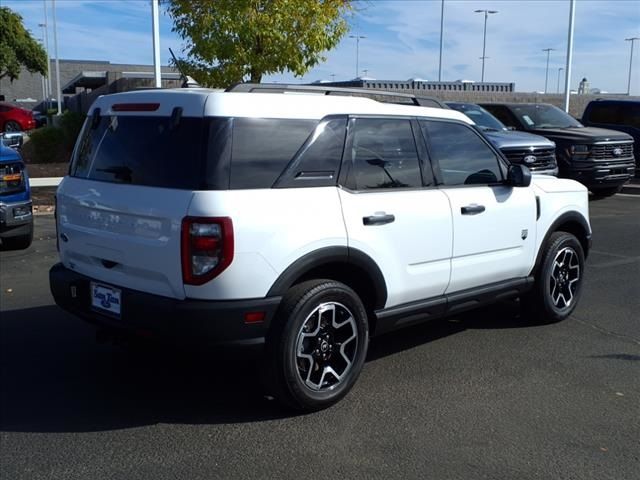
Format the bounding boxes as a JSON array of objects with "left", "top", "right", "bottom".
[{"left": 49, "top": 263, "right": 281, "bottom": 347}]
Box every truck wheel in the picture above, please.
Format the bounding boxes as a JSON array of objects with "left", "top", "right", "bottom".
[
  {"left": 264, "top": 280, "right": 369, "bottom": 411},
  {"left": 523, "top": 231, "right": 585, "bottom": 324},
  {"left": 1, "top": 231, "right": 33, "bottom": 250},
  {"left": 591, "top": 185, "right": 622, "bottom": 197}
]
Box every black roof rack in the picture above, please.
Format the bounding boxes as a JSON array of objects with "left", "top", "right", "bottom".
[{"left": 225, "top": 83, "right": 448, "bottom": 109}]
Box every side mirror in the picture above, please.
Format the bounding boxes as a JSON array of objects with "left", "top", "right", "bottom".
[{"left": 507, "top": 164, "right": 532, "bottom": 187}]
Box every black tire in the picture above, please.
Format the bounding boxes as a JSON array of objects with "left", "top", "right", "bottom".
[
  {"left": 3, "top": 120, "right": 22, "bottom": 132},
  {"left": 522, "top": 231, "right": 585, "bottom": 324},
  {"left": 263, "top": 279, "right": 369, "bottom": 411},
  {"left": 591, "top": 185, "right": 622, "bottom": 197},
  {"left": 1, "top": 231, "right": 33, "bottom": 250}
]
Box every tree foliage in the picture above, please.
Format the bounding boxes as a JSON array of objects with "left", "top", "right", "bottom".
[
  {"left": 0, "top": 7, "right": 48, "bottom": 81},
  {"left": 166, "top": 0, "right": 353, "bottom": 87}
]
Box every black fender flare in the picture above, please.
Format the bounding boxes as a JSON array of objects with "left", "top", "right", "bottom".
[
  {"left": 532, "top": 211, "right": 592, "bottom": 276},
  {"left": 266, "top": 246, "right": 388, "bottom": 310}
]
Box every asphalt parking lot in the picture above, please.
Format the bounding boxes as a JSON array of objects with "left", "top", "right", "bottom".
[{"left": 1, "top": 195, "right": 638, "bottom": 480}]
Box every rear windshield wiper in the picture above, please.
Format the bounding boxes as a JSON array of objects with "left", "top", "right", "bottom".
[{"left": 96, "top": 165, "right": 133, "bottom": 183}]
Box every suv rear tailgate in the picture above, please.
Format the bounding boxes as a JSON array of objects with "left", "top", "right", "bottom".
[{"left": 57, "top": 177, "right": 192, "bottom": 299}]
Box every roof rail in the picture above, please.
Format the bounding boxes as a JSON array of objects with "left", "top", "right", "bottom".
[{"left": 225, "top": 83, "right": 448, "bottom": 109}]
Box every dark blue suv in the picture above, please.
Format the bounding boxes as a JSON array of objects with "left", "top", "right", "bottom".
[{"left": 0, "top": 143, "right": 33, "bottom": 249}]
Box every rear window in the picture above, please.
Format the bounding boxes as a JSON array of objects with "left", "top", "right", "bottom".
[
  {"left": 71, "top": 115, "right": 206, "bottom": 189},
  {"left": 70, "top": 114, "right": 323, "bottom": 190}
]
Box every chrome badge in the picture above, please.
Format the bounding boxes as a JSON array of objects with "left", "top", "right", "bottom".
[
  {"left": 612, "top": 147, "right": 623, "bottom": 156},
  {"left": 523, "top": 155, "right": 537, "bottom": 164}
]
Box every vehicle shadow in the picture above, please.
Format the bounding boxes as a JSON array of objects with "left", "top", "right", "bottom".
[{"left": 0, "top": 301, "right": 531, "bottom": 433}]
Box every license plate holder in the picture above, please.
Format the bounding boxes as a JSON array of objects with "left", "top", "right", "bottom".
[{"left": 90, "top": 282, "right": 122, "bottom": 317}]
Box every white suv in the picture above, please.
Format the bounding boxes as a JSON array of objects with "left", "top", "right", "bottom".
[{"left": 50, "top": 87, "right": 591, "bottom": 410}]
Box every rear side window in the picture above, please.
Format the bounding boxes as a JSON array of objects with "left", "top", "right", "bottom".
[
  {"left": 421, "top": 120, "right": 503, "bottom": 186},
  {"left": 275, "top": 117, "right": 347, "bottom": 188},
  {"left": 71, "top": 115, "right": 205, "bottom": 189},
  {"left": 230, "top": 118, "right": 318, "bottom": 189},
  {"left": 346, "top": 118, "right": 422, "bottom": 190}
]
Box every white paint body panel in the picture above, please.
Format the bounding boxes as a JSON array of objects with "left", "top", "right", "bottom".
[
  {"left": 338, "top": 189, "right": 453, "bottom": 307},
  {"left": 56, "top": 177, "right": 193, "bottom": 299},
  {"left": 444, "top": 185, "right": 538, "bottom": 292},
  {"left": 185, "top": 188, "right": 347, "bottom": 300}
]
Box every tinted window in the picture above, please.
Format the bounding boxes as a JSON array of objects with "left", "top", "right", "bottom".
[
  {"left": 586, "top": 104, "right": 620, "bottom": 124},
  {"left": 275, "top": 117, "right": 347, "bottom": 188},
  {"left": 71, "top": 115, "right": 206, "bottom": 189},
  {"left": 347, "top": 118, "right": 421, "bottom": 190},
  {"left": 230, "top": 118, "right": 318, "bottom": 189},
  {"left": 421, "top": 120, "right": 502, "bottom": 186},
  {"left": 620, "top": 104, "right": 640, "bottom": 128},
  {"left": 483, "top": 105, "right": 519, "bottom": 128}
]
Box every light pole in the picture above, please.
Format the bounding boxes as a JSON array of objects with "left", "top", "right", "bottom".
[
  {"left": 563, "top": 0, "right": 576, "bottom": 112},
  {"left": 625, "top": 37, "right": 639, "bottom": 95},
  {"left": 39, "top": 0, "right": 52, "bottom": 108},
  {"left": 37, "top": 39, "right": 46, "bottom": 102},
  {"left": 438, "top": 0, "right": 445, "bottom": 82},
  {"left": 543, "top": 48, "right": 555, "bottom": 93},
  {"left": 474, "top": 9, "right": 498, "bottom": 83},
  {"left": 151, "top": 0, "right": 161, "bottom": 88},
  {"left": 51, "top": 0, "right": 62, "bottom": 115},
  {"left": 557, "top": 67, "right": 564, "bottom": 93},
  {"left": 349, "top": 34, "right": 366, "bottom": 79}
]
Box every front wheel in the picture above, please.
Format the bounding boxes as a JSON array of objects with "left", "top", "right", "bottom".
[
  {"left": 591, "top": 185, "right": 623, "bottom": 197},
  {"left": 1, "top": 230, "right": 33, "bottom": 250},
  {"left": 3, "top": 120, "right": 22, "bottom": 132},
  {"left": 264, "top": 280, "right": 369, "bottom": 411},
  {"left": 523, "top": 231, "right": 585, "bottom": 324}
]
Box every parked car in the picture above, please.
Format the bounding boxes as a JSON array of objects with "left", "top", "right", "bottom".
[
  {"left": 50, "top": 88, "right": 591, "bottom": 411},
  {"left": 0, "top": 102, "right": 36, "bottom": 132},
  {"left": 480, "top": 102, "right": 635, "bottom": 196},
  {"left": 0, "top": 144, "right": 33, "bottom": 249},
  {"left": 446, "top": 102, "right": 558, "bottom": 176},
  {"left": 581, "top": 98, "right": 640, "bottom": 177},
  {"left": 32, "top": 110, "right": 48, "bottom": 128}
]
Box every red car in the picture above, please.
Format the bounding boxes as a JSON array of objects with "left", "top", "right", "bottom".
[{"left": 0, "top": 103, "right": 36, "bottom": 132}]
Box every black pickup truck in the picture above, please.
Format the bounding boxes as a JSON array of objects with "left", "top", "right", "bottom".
[{"left": 480, "top": 102, "right": 636, "bottom": 196}]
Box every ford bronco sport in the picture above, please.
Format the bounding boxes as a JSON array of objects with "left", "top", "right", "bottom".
[{"left": 50, "top": 87, "right": 591, "bottom": 411}]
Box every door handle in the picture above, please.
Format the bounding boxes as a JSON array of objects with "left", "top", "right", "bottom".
[
  {"left": 363, "top": 213, "right": 395, "bottom": 226},
  {"left": 461, "top": 204, "right": 486, "bottom": 215}
]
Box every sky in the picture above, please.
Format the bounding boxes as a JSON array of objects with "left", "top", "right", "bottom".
[{"left": 5, "top": 0, "right": 640, "bottom": 95}]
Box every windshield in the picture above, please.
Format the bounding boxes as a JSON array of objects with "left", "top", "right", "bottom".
[
  {"left": 511, "top": 104, "right": 583, "bottom": 129},
  {"left": 446, "top": 103, "right": 507, "bottom": 131}
]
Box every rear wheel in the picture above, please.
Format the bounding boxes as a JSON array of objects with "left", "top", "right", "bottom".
[
  {"left": 523, "top": 231, "right": 585, "bottom": 324},
  {"left": 3, "top": 120, "right": 22, "bottom": 132},
  {"left": 264, "top": 280, "right": 369, "bottom": 411}
]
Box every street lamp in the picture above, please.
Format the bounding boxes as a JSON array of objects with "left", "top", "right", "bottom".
[
  {"left": 349, "top": 34, "right": 366, "bottom": 79},
  {"left": 557, "top": 67, "right": 564, "bottom": 94},
  {"left": 542, "top": 48, "right": 555, "bottom": 93},
  {"left": 438, "top": 0, "right": 445, "bottom": 82},
  {"left": 625, "top": 37, "right": 639, "bottom": 95},
  {"left": 474, "top": 9, "right": 498, "bottom": 83}
]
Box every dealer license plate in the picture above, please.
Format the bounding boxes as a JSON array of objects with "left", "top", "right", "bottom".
[{"left": 90, "top": 282, "right": 122, "bottom": 316}]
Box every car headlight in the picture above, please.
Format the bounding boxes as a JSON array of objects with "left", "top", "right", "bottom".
[{"left": 570, "top": 144, "right": 589, "bottom": 155}]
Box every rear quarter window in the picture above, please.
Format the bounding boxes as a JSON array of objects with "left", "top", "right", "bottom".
[{"left": 230, "top": 118, "right": 318, "bottom": 189}]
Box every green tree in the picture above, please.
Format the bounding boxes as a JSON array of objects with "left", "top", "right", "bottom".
[
  {"left": 167, "top": 0, "right": 353, "bottom": 87},
  {"left": 0, "top": 7, "right": 48, "bottom": 81}
]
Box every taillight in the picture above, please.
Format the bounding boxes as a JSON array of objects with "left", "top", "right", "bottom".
[{"left": 181, "top": 217, "right": 234, "bottom": 285}]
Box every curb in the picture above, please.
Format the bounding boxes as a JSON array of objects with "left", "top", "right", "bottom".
[{"left": 30, "top": 177, "right": 62, "bottom": 187}]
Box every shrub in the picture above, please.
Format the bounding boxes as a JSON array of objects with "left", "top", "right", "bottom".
[
  {"left": 22, "top": 126, "right": 67, "bottom": 164},
  {"left": 60, "top": 110, "right": 85, "bottom": 147},
  {"left": 22, "top": 110, "right": 85, "bottom": 164}
]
